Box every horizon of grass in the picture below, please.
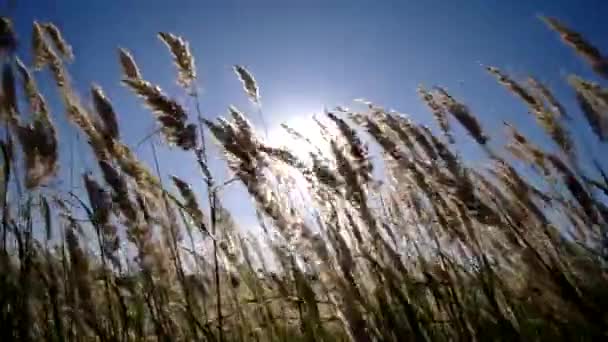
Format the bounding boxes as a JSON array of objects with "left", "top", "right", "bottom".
[{"left": 0, "top": 14, "right": 607, "bottom": 341}]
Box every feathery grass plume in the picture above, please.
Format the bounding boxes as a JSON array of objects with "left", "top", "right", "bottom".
[
  {"left": 487, "top": 67, "right": 574, "bottom": 155},
  {"left": 122, "top": 78, "right": 187, "bottom": 123},
  {"left": 203, "top": 117, "right": 258, "bottom": 165},
  {"left": 20, "top": 133, "right": 58, "bottom": 189},
  {"left": 43, "top": 40, "right": 69, "bottom": 89},
  {"left": 364, "top": 115, "right": 409, "bottom": 163},
  {"left": 542, "top": 16, "right": 608, "bottom": 79},
  {"left": 547, "top": 154, "right": 600, "bottom": 225},
  {"left": 424, "top": 125, "right": 461, "bottom": 174},
  {"left": 326, "top": 111, "right": 373, "bottom": 181},
  {"left": 486, "top": 67, "right": 541, "bottom": 111},
  {"left": 32, "top": 21, "right": 49, "bottom": 69},
  {"left": 410, "top": 122, "right": 440, "bottom": 161},
  {"left": 158, "top": 32, "right": 196, "bottom": 89},
  {"left": 527, "top": 77, "right": 571, "bottom": 120},
  {"left": 118, "top": 48, "right": 142, "bottom": 80},
  {"left": 233, "top": 65, "right": 260, "bottom": 104},
  {"left": 433, "top": 87, "right": 488, "bottom": 145},
  {"left": 310, "top": 152, "right": 343, "bottom": 191},
  {"left": 41, "top": 22, "right": 73, "bottom": 61},
  {"left": 65, "top": 100, "right": 109, "bottom": 161},
  {"left": 65, "top": 225, "right": 99, "bottom": 331},
  {"left": 99, "top": 159, "right": 140, "bottom": 224},
  {"left": 503, "top": 122, "right": 550, "bottom": 174},
  {"left": 380, "top": 112, "right": 416, "bottom": 154},
  {"left": 491, "top": 160, "right": 547, "bottom": 214},
  {"left": 228, "top": 105, "right": 255, "bottom": 144},
  {"left": 123, "top": 78, "right": 196, "bottom": 149},
  {"left": 15, "top": 90, "right": 59, "bottom": 188},
  {"left": 15, "top": 60, "right": 56, "bottom": 158},
  {"left": 536, "top": 108, "right": 574, "bottom": 156},
  {"left": 418, "top": 85, "right": 454, "bottom": 143},
  {"left": 111, "top": 142, "right": 161, "bottom": 195},
  {"left": 91, "top": 85, "right": 120, "bottom": 140},
  {"left": 258, "top": 143, "right": 308, "bottom": 173},
  {"left": 177, "top": 123, "right": 197, "bottom": 150},
  {"left": 171, "top": 175, "right": 206, "bottom": 226},
  {"left": 99, "top": 160, "right": 128, "bottom": 196},
  {"left": 83, "top": 173, "right": 112, "bottom": 225},
  {"left": 568, "top": 75, "right": 608, "bottom": 142},
  {"left": 15, "top": 57, "right": 42, "bottom": 114}
]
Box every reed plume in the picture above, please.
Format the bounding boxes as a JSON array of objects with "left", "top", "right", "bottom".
[
  {"left": 418, "top": 85, "right": 454, "bottom": 143},
  {"left": 234, "top": 65, "right": 260, "bottom": 105},
  {"left": 171, "top": 175, "right": 206, "bottom": 226},
  {"left": 542, "top": 16, "right": 608, "bottom": 79},
  {"left": 118, "top": 48, "right": 142, "bottom": 80},
  {"left": 123, "top": 78, "right": 196, "bottom": 150},
  {"left": 433, "top": 87, "right": 488, "bottom": 145},
  {"left": 91, "top": 85, "right": 120, "bottom": 140},
  {"left": 568, "top": 75, "right": 608, "bottom": 142},
  {"left": 158, "top": 32, "right": 196, "bottom": 89},
  {"left": 41, "top": 22, "right": 73, "bottom": 61}
]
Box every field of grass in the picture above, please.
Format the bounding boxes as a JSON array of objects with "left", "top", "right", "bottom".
[{"left": 0, "top": 15, "right": 607, "bottom": 341}]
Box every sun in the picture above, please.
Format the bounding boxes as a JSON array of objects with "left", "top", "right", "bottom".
[{"left": 265, "top": 106, "right": 334, "bottom": 159}]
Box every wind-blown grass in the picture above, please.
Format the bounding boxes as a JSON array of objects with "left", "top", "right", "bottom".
[{"left": 0, "top": 15, "right": 607, "bottom": 342}]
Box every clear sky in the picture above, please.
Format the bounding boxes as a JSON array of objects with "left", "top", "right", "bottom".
[{"left": 11, "top": 0, "right": 608, "bottom": 229}]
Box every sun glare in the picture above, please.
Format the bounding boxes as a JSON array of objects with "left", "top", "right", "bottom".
[{"left": 266, "top": 107, "right": 333, "bottom": 159}]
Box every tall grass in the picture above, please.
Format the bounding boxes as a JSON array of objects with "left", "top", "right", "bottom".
[{"left": 1, "top": 15, "right": 608, "bottom": 341}]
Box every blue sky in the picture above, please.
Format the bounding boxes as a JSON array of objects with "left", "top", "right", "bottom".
[{"left": 12, "top": 0, "right": 608, "bottom": 228}]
